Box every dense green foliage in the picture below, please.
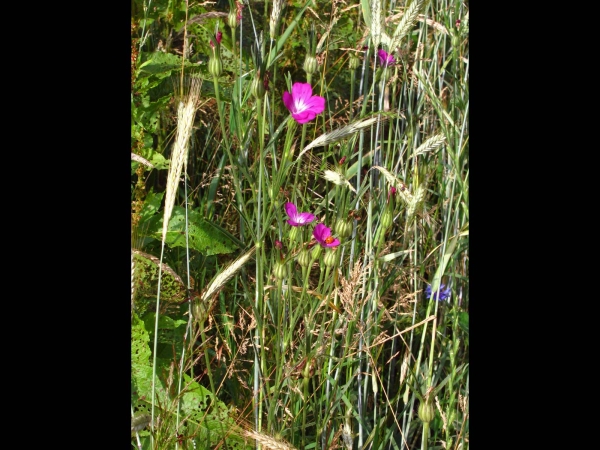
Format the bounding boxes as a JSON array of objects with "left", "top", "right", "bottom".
[{"left": 132, "top": 1, "right": 469, "bottom": 449}]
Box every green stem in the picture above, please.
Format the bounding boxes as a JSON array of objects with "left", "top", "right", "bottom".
[{"left": 421, "top": 420, "right": 430, "bottom": 450}]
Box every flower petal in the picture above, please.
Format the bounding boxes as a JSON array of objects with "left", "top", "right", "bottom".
[
  {"left": 313, "top": 223, "right": 327, "bottom": 243},
  {"left": 324, "top": 238, "right": 340, "bottom": 248},
  {"left": 292, "top": 82, "right": 313, "bottom": 101},
  {"left": 282, "top": 91, "right": 294, "bottom": 112},
  {"left": 285, "top": 202, "right": 298, "bottom": 219},
  {"left": 297, "top": 212, "right": 315, "bottom": 224},
  {"left": 292, "top": 111, "right": 316, "bottom": 124},
  {"left": 305, "top": 95, "right": 325, "bottom": 114}
]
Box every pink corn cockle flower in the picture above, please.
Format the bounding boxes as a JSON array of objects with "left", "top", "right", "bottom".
[
  {"left": 210, "top": 32, "right": 222, "bottom": 49},
  {"left": 285, "top": 202, "right": 316, "bottom": 227},
  {"left": 282, "top": 82, "right": 325, "bottom": 124},
  {"left": 387, "top": 186, "right": 397, "bottom": 202},
  {"left": 377, "top": 49, "right": 395, "bottom": 68},
  {"left": 313, "top": 223, "right": 340, "bottom": 248}
]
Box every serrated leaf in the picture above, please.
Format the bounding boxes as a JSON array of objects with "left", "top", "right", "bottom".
[
  {"left": 131, "top": 313, "right": 166, "bottom": 400},
  {"left": 154, "top": 206, "right": 239, "bottom": 255},
  {"left": 138, "top": 51, "right": 184, "bottom": 78}
]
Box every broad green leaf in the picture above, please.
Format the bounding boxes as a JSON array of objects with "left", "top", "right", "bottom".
[
  {"left": 138, "top": 51, "right": 184, "bottom": 78},
  {"left": 154, "top": 206, "right": 239, "bottom": 255},
  {"left": 142, "top": 313, "right": 187, "bottom": 331},
  {"left": 138, "top": 190, "right": 164, "bottom": 225},
  {"left": 131, "top": 313, "right": 166, "bottom": 401}
]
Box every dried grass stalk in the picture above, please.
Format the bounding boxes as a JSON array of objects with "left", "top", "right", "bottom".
[
  {"left": 297, "top": 116, "right": 385, "bottom": 160},
  {"left": 201, "top": 246, "right": 256, "bottom": 303},
  {"left": 389, "top": 0, "right": 426, "bottom": 51},
  {"left": 162, "top": 77, "right": 201, "bottom": 243},
  {"left": 131, "top": 153, "right": 155, "bottom": 168},
  {"left": 242, "top": 429, "right": 298, "bottom": 450},
  {"left": 413, "top": 133, "right": 446, "bottom": 157},
  {"left": 270, "top": 0, "right": 284, "bottom": 40},
  {"left": 370, "top": 0, "right": 383, "bottom": 48}
]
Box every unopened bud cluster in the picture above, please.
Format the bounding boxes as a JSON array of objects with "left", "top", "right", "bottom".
[
  {"left": 297, "top": 249, "right": 311, "bottom": 268},
  {"left": 334, "top": 218, "right": 353, "bottom": 239},
  {"left": 303, "top": 55, "right": 318, "bottom": 76},
  {"left": 272, "top": 261, "right": 287, "bottom": 279},
  {"left": 418, "top": 401, "right": 435, "bottom": 423},
  {"left": 323, "top": 249, "right": 338, "bottom": 268},
  {"left": 349, "top": 54, "right": 361, "bottom": 70},
  {"left": 208, "top": 32, "right": 223, "bottom": 77},
  {"left": 228, "top": 10, "right": 238, "bottom": 29},
  {"left": 251, "top": 72, "right": 266, "bottom": 99}
]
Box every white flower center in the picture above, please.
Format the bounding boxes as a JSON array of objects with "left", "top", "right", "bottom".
[{"left": 293, "top": 98, "right": 308, "bottom": 113}]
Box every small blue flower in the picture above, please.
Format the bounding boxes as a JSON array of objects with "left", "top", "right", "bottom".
[{"left": 425, "top": 283, "right": 451, "bottom": 302}]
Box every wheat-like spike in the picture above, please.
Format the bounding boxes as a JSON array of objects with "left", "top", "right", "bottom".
[
  {"left": 297, "top": 116, "right": 382, "bottom": 161},
  {"left": 371, "top": 165, "right": 414, "bottom": 204},
  {"left": 242, "top": 429, "right": 298, "bottom": 450},
  {"left": 370, "top": 0, "right": 383, "bottom": 49},
  {"left": 389, "top": 0, "right": 426, "bottom": 51},
  {"left": 201, "top": 246, "right": 256, "bottom": 303},
  {"left": 322, "top": 169, "right": 357, "bottom": 193},
  {"left": 413, "top": 134, "right": 446, "bottom": 157},
  {"left": 417, "top": 14, "right": 448, "bottom": 35},
  {"left": 460, "top": 11, "right": 469, "bottom": 37},
  {"left": 131, "top": 153, "right": 155, "bottom": 168},
  {"left": 407, "top": 184, "right": 427, "bottom": 223},
  {"left": 371, "top": 0, "right": 382, "bottom": 48},
  {"left": 162, "top": 77, "right": 201, "bottom": 243},
  {"left": 269, "top": 0, "right": 284, "bottom": 40}
]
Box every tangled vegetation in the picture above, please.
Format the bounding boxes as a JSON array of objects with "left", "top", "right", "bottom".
[{"left": 131, "top": 1, "right": 469, "bottom": 449}]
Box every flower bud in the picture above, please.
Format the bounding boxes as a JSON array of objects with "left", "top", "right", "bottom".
[
  {"left": 251, "top": 72, "right": 266, "bottom": 99},
  {"left": 288, "top": 226, "right": 300, "bottom": 243},
  {"left": 193, "top": 300, "right": 209, "bottom": 325},
  {"left": 303, "top": 55, "right": 318, "bottom": 76},
  {"left": 272, "top": 260, "right": 287, "bottom": 280},
  {"left": 311, "top": 244, "right": 322, "bottom": 260},
  {"left": 349, "top": 54, "right": 361, "bottom": 70},
  {"left": 228, "top": 10, "right": 238, "bottom": 29},
  {"left": 297, "top": 249, "right": 311, "bottom": 268},
  {"left": 418, "top": 401, "right": 435, "bottom": 423},
  {"left": 208, "top": 56, "right": 223, "bottom": 77},
  {"left": 334, "top": 218, "right": 353, "bottom": 239},
  {"left": 380, "top": 209, "right": 393, "bottom": 230},
  {"left": 323, "top": 249, "right": 338, "bottom": 268}
]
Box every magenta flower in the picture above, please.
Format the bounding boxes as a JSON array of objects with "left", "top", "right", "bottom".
[
  {"left": 282, "top": 82, "right": 325, "bottom": 124},
  {"left": 387, "top": 186, "right": 397, "bottom": 203},
  {"left": 377, "top": 49, "right": 395, "bottom": 68},
  {"left": 285, "top": 202, "right": 315, "bottom": 227},
  {"left": 313, "top": 223, "right": 340, "bottom": 248}
]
